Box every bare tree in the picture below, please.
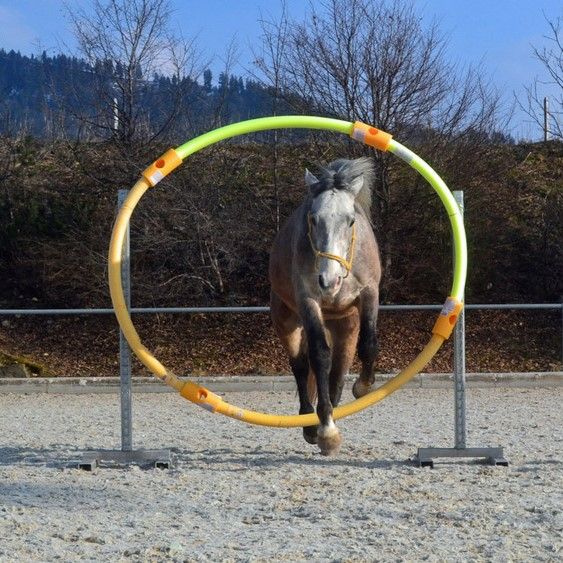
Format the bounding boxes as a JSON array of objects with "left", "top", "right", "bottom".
[
  {"left": 519, "top": 15, "right": 563, "bottom": 140},
  {"left": 253, "top": 2, "right": 292, "bottom": 231},
  {"left": 256, "top": 0, "right": 505, "bottom": 298},
  {"left": 258, "top": 1, "right": 502, "bottom": 138},
  {"left": 64, "top": 0, "right": 202, "bottom": 148}
]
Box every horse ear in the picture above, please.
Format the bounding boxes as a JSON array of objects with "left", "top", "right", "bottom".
[
  {"left": 304, "top": 168, "right": 319, "bottom": 188},
  {"left": 348, "top": 174, "right": 364, "bottom": 196}
]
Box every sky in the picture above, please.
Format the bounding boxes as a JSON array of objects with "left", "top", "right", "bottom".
[{"left": 0, "top": 0, "right": 561, "bottom": 140}]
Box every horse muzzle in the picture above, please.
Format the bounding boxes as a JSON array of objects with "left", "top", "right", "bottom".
[{"left": 318, "top": 273, "right": 343, "bottom": 296}]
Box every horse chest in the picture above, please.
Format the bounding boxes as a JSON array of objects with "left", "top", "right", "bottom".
[{"left": 319, "top": 285, "right": 360, "bottom": 316}]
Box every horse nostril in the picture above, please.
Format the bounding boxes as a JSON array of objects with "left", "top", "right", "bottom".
[{"left": 318, "top": 274, "right": 329, "bottom": 290}]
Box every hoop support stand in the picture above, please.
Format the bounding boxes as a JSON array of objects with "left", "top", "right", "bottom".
[
  {"left": 78, "top": 190, "right": 171, "bottom": 472},
  {"left": 414, "top": 191, "right": 507, "bottom": 467}
]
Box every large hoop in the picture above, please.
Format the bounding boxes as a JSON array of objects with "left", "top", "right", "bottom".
[{"left": 108, "top": 116, "right": 467, "bottom": 427}]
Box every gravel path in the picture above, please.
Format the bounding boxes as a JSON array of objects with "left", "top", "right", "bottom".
[{"left": 0, "top": 386, "right": 562, "bottom": 561}]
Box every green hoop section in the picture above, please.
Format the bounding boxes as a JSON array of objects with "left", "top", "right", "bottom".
[{"left": 108, "top": 115, "right": 467, "bottom": 427}]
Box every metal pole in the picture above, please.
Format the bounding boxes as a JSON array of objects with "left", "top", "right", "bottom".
[
  {"left": 453, "top": 190, "right": 467, "bottom": 449},
  {"left": 118, "top": 189, "right": 133, "bottom": 451},
  {"left": 544, "top": 97, "right": 549, "bottom": 142},
  {"left": 1, "top": 303, "right": 561, "bottom": 315}
]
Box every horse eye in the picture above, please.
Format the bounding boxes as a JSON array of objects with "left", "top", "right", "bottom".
[{"left": 349, "top": 217, "right": 355, "bottom": 227}]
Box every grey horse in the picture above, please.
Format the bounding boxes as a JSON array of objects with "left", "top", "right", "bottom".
[{"left": 269, "top": 157, "right": 382, "bottom": 455}]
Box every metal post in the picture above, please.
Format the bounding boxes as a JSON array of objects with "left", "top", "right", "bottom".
[
  {"left": 543, "top": 97, "right": 549, "bottom": 142},
  {"left": 453, "top": 191, "right": 467, "bottom": 449},
  {"left": 118, "top": 189, "right": 133, "bottom": 451}
]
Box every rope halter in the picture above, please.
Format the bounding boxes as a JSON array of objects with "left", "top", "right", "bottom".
[{"left": 307, "top": 213, "right": 357, "bottom": 277}]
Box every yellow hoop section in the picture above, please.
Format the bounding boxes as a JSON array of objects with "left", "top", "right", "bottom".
[{"left": 108, "top": 116, "right": 466, "bottom": 427}]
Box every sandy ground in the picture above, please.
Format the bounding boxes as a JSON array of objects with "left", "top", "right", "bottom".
[{"left": 0, "top": 386, "right": 561, "bottom": 562}]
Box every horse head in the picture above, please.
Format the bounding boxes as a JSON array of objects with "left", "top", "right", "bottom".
[{"left": 305, "top": 157, "right": 374, "bottom": 297}]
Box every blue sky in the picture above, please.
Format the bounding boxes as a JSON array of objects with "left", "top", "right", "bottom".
[{"left": 0, "top": 0, "right": 561, "bottom": 139}]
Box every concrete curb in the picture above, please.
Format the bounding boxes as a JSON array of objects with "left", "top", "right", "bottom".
[{"left": 0, "top": 372, "right": 561, "bottom": 394}]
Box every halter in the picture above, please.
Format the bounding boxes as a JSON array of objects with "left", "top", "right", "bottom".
[{"left": 307, "top": 213, "right": 357, "bottom": 277}]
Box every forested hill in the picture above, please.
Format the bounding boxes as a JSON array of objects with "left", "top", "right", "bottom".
[{"left": 0, "top": 49, "right": 279, "bottom": 137}]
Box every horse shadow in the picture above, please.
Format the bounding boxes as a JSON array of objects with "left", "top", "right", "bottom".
[
  {"left": 170, "top": 447, "right": 563, "bottom": 472},
  {"left": 171, "top": 446, "right": 411, "bottom": 471}
]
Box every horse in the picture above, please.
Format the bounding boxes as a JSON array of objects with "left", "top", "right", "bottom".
[{"left": 269, "top": 157, "right": 381, "bottom": 456}]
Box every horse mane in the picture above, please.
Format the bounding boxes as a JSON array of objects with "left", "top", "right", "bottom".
[{"left": 310, "top": 157, "right": 375, "bottom": 219}]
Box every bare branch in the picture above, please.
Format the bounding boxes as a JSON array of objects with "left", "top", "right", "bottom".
[
  {"left": 517, "top": 15, "right": 563, "bottom": 140},
  {"left": 63, "top": 0, "right": 204, "bottom": 149}
]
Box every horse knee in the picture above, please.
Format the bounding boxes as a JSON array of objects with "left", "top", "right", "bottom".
[
  {"left": 358, "top": 329, "right": 378, "bottom": 364},
  {"left": 290, "top": 354, "right": 308, "bottom": 378},
  {"left": 309, "top": 338, "right": 331, "bottom": 378}
]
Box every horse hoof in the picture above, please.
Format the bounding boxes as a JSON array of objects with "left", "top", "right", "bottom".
[
  {"left": 317, "top": 428, "right": 342, "bottom": 456},
  {"left": 303, "top": 426, "right": 318, "bottom": 444},
  {"left": 352, "top": 378, "right": 372, "bottom": 399}
]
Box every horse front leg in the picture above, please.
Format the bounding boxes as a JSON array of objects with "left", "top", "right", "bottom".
[
  {"left": 327, "top": 312, "right": 360, "bottom": 407},
  {"left": 270, "top": 292, "right": 318, "bottom": 444},
  {"left": 300, "top": 298, "right": 341, "bottom": 456},
  {"left": 353, "top": 285, "right": 379, "bottom": 398}
]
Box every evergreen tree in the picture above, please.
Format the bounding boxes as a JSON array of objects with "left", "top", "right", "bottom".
[
  {"left": 0, "top": 49, "right": 286, "bottom": 138},
  {"left": 203, "top": 69, "right": 212, "bottom": 93}
]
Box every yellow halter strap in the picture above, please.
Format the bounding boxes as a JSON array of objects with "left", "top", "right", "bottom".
[{"left": 307, "top": 213, "right": 357, "bottom": 277}]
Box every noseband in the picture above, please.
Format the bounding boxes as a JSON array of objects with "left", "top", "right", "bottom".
[{"left": 307, "top": 213, "right": 357, "bottom": 277}]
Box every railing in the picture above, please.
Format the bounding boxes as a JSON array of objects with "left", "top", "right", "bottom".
[
  {"left": 0, "top": 303, "right": 561, "bottom": 314},
  {"left": 1, "top": 303, "right": 561, "bottom": 364}
]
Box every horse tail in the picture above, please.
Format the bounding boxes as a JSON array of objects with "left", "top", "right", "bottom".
[{"left": 307, "top": 369, "right": 317, "bottom": 405}]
